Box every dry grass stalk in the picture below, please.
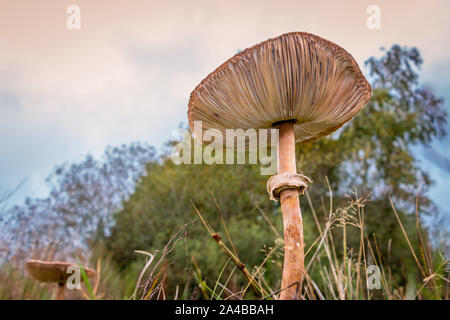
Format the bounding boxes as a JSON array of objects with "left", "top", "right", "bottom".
[
  {"left": 134, "top": 222, "right": 192, "bottom": 300},
  {"left": 190, "top": 200, "right": 270, "bottom": 298}
]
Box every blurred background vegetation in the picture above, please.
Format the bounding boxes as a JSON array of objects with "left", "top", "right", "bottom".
[{"left": 0, "top": 45, "right": 448, "bottom": 300}]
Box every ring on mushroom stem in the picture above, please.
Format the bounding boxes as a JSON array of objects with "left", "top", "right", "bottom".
[{"left": 188, "top": 32, "right": 371, "bottom": 300}]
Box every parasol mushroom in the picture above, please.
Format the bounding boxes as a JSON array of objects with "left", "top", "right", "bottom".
[
  {"left": 188, "top": 32, "right": 371, "bottom": 300},
  {"left": 26, "top": 259, "right": 96, "bottom": 300}
]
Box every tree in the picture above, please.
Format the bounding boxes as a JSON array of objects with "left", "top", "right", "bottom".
[{"left": 0, "top": 142, "right": 156, "bottom": 261}]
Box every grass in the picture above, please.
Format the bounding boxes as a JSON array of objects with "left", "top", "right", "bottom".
[
  {"left": 0, "top": 185, "right": 448, "bottom": 300},
  {"left": 187, "top": 185, "right": 449, "bottom": 300}
]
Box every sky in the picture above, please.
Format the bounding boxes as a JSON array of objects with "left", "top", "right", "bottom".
[{"left": 0, "top": 0, "right": 449, "bottom": 221}]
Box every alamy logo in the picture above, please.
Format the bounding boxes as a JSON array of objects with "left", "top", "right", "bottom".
[
  {"left": 366, "top": 5, "right": 381, "bottom": 30},
  {"left": 171, "top": 121, "right": 279, "bottom": 175},
  {"left": 66, "top": 265, "right": 81, "bottom": 289},
  {"left": 367, "top": 265, "right": 382, "bottom": 290},
  {"left": 66, "top": 5, "right": 81, "bottom": 30}
]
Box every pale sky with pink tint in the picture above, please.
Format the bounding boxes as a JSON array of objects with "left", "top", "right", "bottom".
[{"left": 0, "top": 0, "right": 449, "bottom": 215}]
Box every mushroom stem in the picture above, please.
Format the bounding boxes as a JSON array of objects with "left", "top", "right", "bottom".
[
  {"left": 56, "top": 282, "right": 65, "bottom": 300},
  {"left": 277, "top": 121, "right": 305, "bottom": 300}
]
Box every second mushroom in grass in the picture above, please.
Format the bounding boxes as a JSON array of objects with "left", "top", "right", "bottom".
[
  {"left": 188, "top": 32, "right": 372, "bottom": 300},
  {"left": 26, "top": 259, "right": 96, "bottom": 300}
]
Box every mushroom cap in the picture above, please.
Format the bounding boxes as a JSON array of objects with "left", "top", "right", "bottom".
[
  {"left": 26, "top": 259, "right": 96, "bottom": 283},
  {"left": 188, "top": 32, "right": 372, "bottom": 147}
]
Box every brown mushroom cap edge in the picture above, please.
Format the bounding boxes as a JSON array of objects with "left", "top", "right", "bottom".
[{"left": 188, "top": 32, "right": 372, "bottom": 146}]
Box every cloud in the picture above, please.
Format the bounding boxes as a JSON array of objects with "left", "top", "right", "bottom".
[{"left": 0, "top": 0, "right": 449, "bottom": 212}]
